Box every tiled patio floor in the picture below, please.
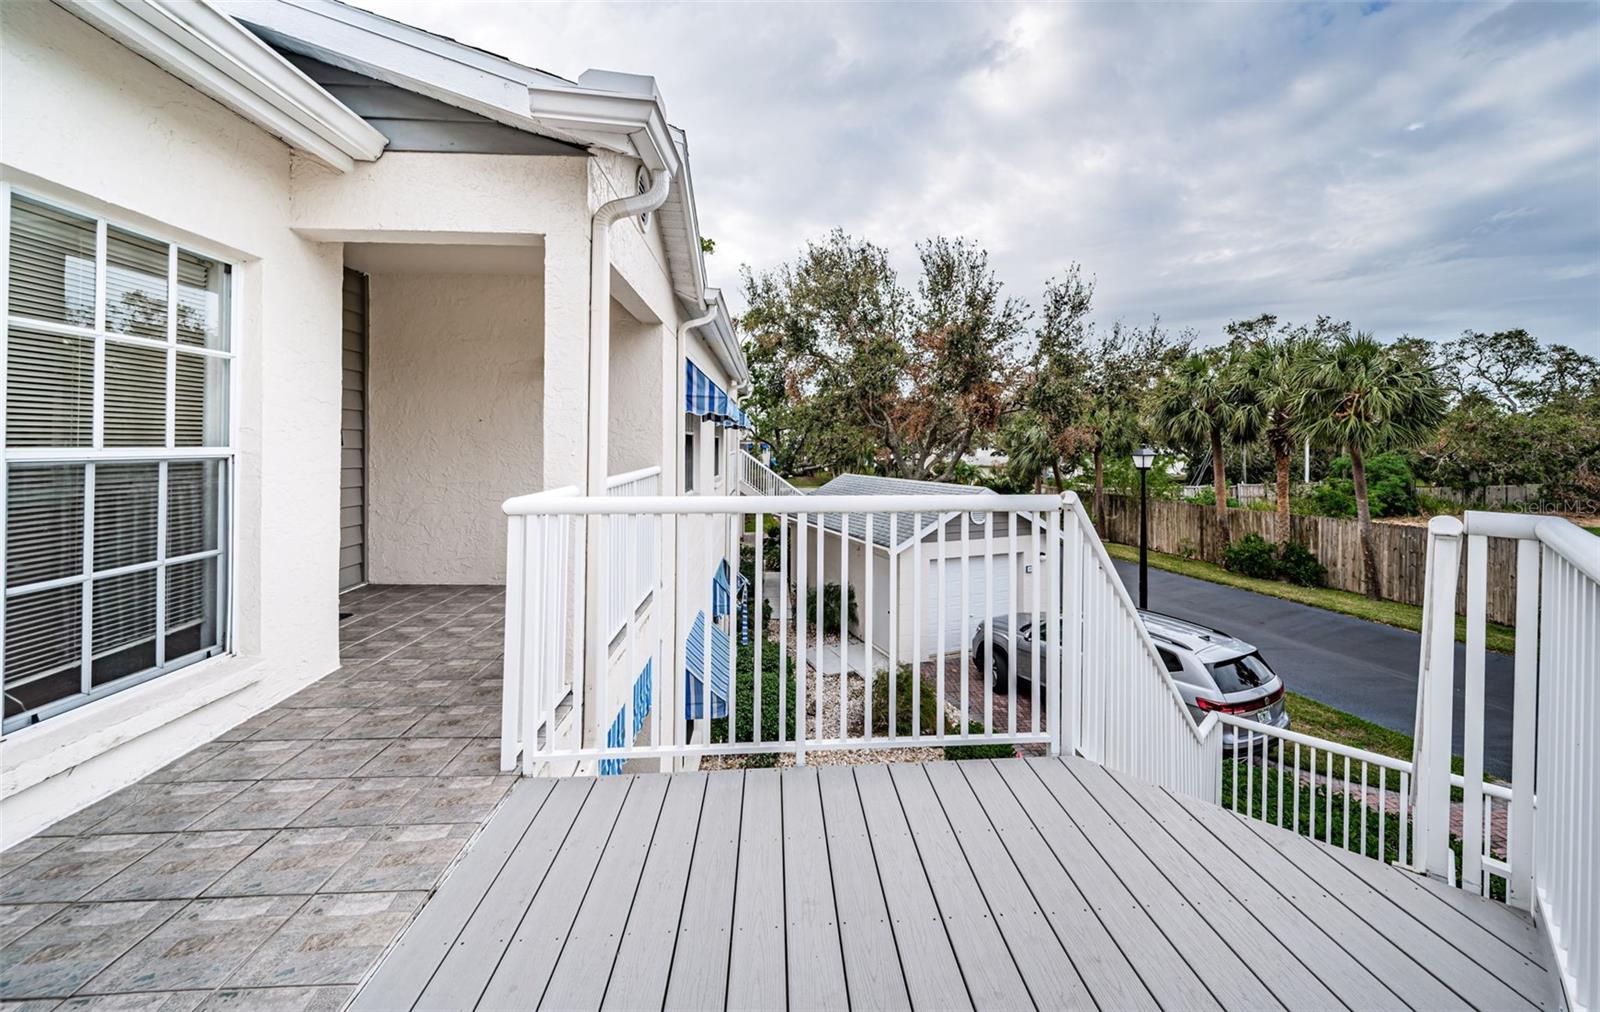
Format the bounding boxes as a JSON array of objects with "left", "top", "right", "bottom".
[{"left": 0, "top": 585, "right": 511, "bottom": 1010}]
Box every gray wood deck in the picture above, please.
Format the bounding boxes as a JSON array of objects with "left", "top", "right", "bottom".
[{"left": 351, "top": 756, "right": 1561, "bottom": 1011}]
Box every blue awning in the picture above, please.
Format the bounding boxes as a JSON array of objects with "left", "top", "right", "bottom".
[
  {"left": 686, "top": 359, "right": 750, "bottom": 429},
  {"left": 684, "top": 610, "right": 730, "bottom": 720}
]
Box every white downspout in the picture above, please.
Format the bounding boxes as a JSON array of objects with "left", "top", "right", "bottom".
[
  {"left": 668, "top": 298, "right": 720, "bottom": 766},
  {"left": 583, "top": 165, "right": 672, "bottom": 761}
]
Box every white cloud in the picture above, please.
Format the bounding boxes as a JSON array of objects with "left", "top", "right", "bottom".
[{"left": 349, "top": 0, "right": 1600, "bottom": 347}]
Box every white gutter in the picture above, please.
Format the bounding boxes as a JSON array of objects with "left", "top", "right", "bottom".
[
  {"left": 587, "top": 168, "right": 673, "bottom": 496},
  {"left": 582, "top": 166, "right": 673, "bottom": 763},
  {"left": 60, "top": 0, "right": 387, "bottom": 172}
]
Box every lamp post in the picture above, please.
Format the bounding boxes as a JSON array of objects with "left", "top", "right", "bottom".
[{"left": 1132, "top": 446, "right": 1155, "bottom": 610}]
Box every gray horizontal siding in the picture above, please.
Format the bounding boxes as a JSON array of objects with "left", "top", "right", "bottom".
[{"left": 279, "top": 53, "right": 586, "bottom": 156}]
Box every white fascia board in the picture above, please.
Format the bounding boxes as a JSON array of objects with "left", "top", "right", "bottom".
[
  {"left": 56, "top": 0, "right": 387, "bottom": 172},
  {"left": 690, "top": 292, "right": 748, "bottom": 391}
]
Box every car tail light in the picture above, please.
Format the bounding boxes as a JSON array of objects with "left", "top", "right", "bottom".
[{"left": 1195, "top": 685, "right": 1284, "bottom": 715}]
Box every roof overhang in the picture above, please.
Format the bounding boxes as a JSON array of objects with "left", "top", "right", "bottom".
[
  {"left": 218, "top": 0, "right": 726, "bottom": 335},
  {"left": 55, "top": 0, "right": 388, "bottom": 172},
  {"left": 696, "top": 288, "right": 749, "bottom": 392}
]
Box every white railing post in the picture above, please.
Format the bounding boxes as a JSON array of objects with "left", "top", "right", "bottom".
[
  {"left": 1461, "top": 532, "right": 1488, "bottom": 893},
  {"left": 1508, "top": 539, "right": 1539, "bottom": 909},
  {"left": 1411, "top": 515, "right": 1463, "bottom": 879},
  {"left": 1059, "top": 496, "right": 1079, "bottom": 758},
  {"left": 1047, "top": 505, "right": 1063, "bottom": 756},
  {"left": 499, "top": 514, "right": 526, "bottom": 772}
]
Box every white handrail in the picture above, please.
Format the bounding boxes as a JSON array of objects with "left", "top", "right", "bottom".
[
  {"left": 505, "top": 491, "right": 1064, "bottom": 515},
  {"left": 1413, "top": 510, "right": 1596, "bottom": 1011}
]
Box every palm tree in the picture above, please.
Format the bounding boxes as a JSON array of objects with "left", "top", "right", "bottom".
[
  {"left": 1227, "top": 333, "right": 1321, "bottom": 546},
  {"left": 1297, "top": 332, "right": 1446, "bottom": 598},
  {"left": 1155, "top": 351, "right": 1233, "bottom": 536}
]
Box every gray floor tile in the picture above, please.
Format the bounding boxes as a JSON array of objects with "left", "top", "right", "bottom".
[
  {"left": 204, "top": 829, "right": 374, "bottom": 898},
  {"left": 245, "top": 709, "right": 363, "bottom": 741},
  {"left": 213, "top": 710, "right": 286, "bottom": 743},
  {"left": 404, "top": 705, "right": 497, "bottom": 739},
  {"left": 289, "top": 779, "right": 424, "bottom": 829},
  {"left": 0, "top": 837, "right": 171, "bottom": 904},
  {"left": 83, "top": 897, "right": 304, "bottom": 995},
  {"left": 318, "top": 824, "right": 476, "bottom": 893},
  {"left": 180, "top": 742, "right": 310, "bottom": 782},
  {"left": 0, "top": 905, "right": 65, "bottom": 948},
  {"left": 194, "top": 987, "right": 350, "bottom": 1011},
  {"left": 323, "top": 708, "right": 424, "bottom": 740},
  {"left": 404, "top": 776, "right": 513, "bottom": 824},
  {"left": 142, "top": 745, "right": 233, "bottom": 785},
  {"left": 82, "top": 785, "right": 247, "bottom": 836},
  {"left": 261, "top": 742, "right": 385, "bottom": 782},
  {"left": 34, "top": 793, "right": 135, "bottom": 839},
  {"left": 0, "top": 840, "right": 62, "bottom": 877},
  {"left": 83, "top": 833, "right": 271, "bottom": 902},
  {"left": 0, "top": 901, "right": 182, "bottom": 1000},
  {"left": 438, "top": 738, "right": 502, "bottom": 776},
  {"left": 187, "top": 782, "right": 337, "bottom": 833},
  {"left": 57, "top": 992, "right": 205, "bottom": 1010},
  {"left": 224, "top": 893, "right": 424, "bottom": 988},
  {"left": 350, "top": 739, "right": 468, "bottom": 778},
  {"left": 0, "top": 998, "right": 61, "bottom": 1011}
]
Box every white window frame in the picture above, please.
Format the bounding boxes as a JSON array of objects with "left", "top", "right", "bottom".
[{"left": 2, "top": 185, "right": 239, "bottom": 733}]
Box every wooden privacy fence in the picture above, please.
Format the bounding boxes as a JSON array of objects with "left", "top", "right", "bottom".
[{"left": 1099, "top": 494, "right": 1520, "bottom": 624}]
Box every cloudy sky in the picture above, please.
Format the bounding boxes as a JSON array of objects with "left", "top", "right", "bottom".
[{"left": 355, "top": 0, "right": 1599, "bottom": 349}]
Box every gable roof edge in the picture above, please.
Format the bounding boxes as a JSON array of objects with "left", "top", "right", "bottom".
[{"left": 56, "top": 0, "right": 388, "bottom": 172}]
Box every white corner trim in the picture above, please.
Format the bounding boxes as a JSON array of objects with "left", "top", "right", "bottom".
[{"left": 54, "top": 0, "right": 387, "bottom": 172}]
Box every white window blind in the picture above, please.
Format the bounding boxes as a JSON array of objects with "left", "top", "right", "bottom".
[{"left": 4, "top": 192, "right": 233, "bottom": 731}]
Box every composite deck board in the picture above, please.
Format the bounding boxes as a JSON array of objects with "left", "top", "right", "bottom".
[
  {"left": 922, "top": 761, "right": 1096, "bottom": 1009},
  {"left": 600, "top": 774, "right": 708, "bottom": 1010},
  {"left": 351, "top": 755, "right": 1558, "bottom": 1011},
  {"left": 990, "top": 758, "right": 1258, "bottom": 1012},
  {"left": 661, "top": 771, "right": 742, "bottom": 1012},
  {"left": 412, "top": 777, "right": 597, "bottom": 1008},
  {"left": 889, "top": 762, "right": 1036, "bottom": 1009},
  {"left": 1137, "top": 773, "right": 1474, "bottom": 1011},
  {"left": 726, "top": 768, "right": 786, "bottom": 1011},
  {"left": 477, "top": 776, "right": 634, "bottom": 1009},
  {"left": 349, "top": 777, "right": 556, "bottom": 1011},
  {"left": 853, "top": 764, "right": 972, "bottom": 1011},
  {"left": 816, "top": 767, "right": 913, "bottom": 1011},
  {"left": 1038, "top": 758, "right": 1360, "bottom": 1010},
  {"left": 1318, "top": 837, "right": 1551, "bottom": 966},
  {"left": 962, "top": 760, "right": 1179, "bottom": 1012},
  {"left": 1076, "top": 759, "right": 1456, "bottom": 1011},
  {"left": 539, "top": 774, "right": 671, "bottom": 1008},
  {"left": 1234, "top": 807, "right": 1554, "bottom": 1009},
  {"left": 781, "top": 768, "right": 850, "bottom": 1010}
]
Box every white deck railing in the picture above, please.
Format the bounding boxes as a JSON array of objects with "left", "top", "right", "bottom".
[
  {"left": 603, "top": 466, "right": 660, "bottom": 640},
  {"left": 499, "top": 488, "right": 1222, "bottom": 800},
  {"left": 1412, "top": 511, "right": 1597, "bottom": 1011},
  {"left": 734, "top": 449, "right": 802, "bottom": 497}
]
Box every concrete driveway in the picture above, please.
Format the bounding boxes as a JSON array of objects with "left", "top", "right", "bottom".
[{"left": 1112, "top": 560, "right": 1515, "bottom": 778}]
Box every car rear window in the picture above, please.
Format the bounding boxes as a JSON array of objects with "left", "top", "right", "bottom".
[{"left": 1206, "top": 651, "right": 1277, "bottom": 694}]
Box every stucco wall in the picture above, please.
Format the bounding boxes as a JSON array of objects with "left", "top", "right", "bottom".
[
  {"left": 608, "top": 304, "right": 664, "bottom": 476},
  {"left": 0, "top": 2, "right": 343, "bottom": 840},
  {"left": 366, "top": 272, "right": 542, "bottom": 584}
]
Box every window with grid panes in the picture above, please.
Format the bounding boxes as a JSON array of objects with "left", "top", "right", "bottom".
[{"left": 4, "top": 193, "right": 232, "bottom": 731}]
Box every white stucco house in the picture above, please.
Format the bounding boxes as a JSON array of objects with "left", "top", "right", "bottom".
[
  {"left": 801, "top": 474, "right": 1044, "bottom": 666},
  {"left": 0, "top": 0, "right": 750, "bottom": 842}
]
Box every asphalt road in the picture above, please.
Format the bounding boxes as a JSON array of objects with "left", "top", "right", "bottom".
[{"left": 1113, "top": 559, "right": 1515, "bottom": 778}]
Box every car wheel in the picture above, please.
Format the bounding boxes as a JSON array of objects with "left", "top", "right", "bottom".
[{"left": 989, "top": 648, "right": 1010, "bottom": 693}]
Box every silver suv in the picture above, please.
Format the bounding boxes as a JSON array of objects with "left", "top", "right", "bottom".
[{"left": 971, "top": 610, "right": 1290, "bottom": 751}]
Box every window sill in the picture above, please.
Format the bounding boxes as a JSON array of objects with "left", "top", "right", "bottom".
[{"left": 0, "top": 651, "right": 268, "bottom": 799}]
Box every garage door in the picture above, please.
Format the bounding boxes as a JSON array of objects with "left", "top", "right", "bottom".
[
  {"left": 923, "top": 552, "right": 1013, "bottom": 655},
  {"left": 339, "top": 268, "right": 367, "bottom": 591}
]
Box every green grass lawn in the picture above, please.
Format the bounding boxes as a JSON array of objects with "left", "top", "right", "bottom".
[{"left": 1105, "top": 542, "right": 1516, "bottom": 654}]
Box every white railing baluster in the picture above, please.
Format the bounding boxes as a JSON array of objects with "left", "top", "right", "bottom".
[{"left": 795, "top": 510, "right": 808, "bottom": 765}]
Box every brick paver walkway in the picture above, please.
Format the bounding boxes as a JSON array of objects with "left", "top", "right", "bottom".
[{"left": 0, "top": 585, "right": 511, "bottom": 1009}]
